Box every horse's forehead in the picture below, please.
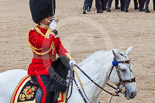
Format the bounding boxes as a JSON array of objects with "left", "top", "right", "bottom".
[{"left": 119, "top": 52, "right": 129, "bottom": 60}]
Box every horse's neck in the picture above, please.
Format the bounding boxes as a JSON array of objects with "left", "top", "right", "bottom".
[{"left": 76, "top": 50, "right": 113, "bottom": 102}]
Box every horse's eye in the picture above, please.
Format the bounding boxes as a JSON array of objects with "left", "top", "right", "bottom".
[
  {"left": 120, "top": 54, "right": 124, "bottom": 56},
  {"left": 121, "top": 69, "right": 126, "bottom": 72}
]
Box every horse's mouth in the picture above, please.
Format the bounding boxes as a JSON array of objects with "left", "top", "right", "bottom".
[{"left": 124, "top": 90, "right": 137, "bottom": 100}]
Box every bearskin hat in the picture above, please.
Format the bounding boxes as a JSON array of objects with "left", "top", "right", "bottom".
[{"left": 29, "top": 0, "right": 55, "bottom": 24}]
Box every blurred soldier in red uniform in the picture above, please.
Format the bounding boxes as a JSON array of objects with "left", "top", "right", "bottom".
[{"left": 28, "top": 0, "right": 75, "bottom": 103}]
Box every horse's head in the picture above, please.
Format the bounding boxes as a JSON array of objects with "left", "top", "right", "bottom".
[{"left": 109, "top": 46, "right": 137, "bottom": 100}]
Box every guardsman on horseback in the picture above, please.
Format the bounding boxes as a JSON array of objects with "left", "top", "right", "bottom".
[{"left": 27, "top": 0, "right": 75, "bottom": 103}]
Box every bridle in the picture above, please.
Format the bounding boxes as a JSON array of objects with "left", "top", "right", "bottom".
[
  {"left": 66, "top": 56, "right": 136, "bottom": 103},
  {"left": 108, "top": 57, "right": 136, "bottom": 94}
]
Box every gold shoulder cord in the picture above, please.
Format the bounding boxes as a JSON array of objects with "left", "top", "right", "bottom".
[
  {"left": 26, "top": 27, "right": 55, "bottom": 55},
  {"left": 33, "top": 27, "right": 56, "bottom": 37}
]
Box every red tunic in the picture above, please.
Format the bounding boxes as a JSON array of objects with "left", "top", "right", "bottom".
[{"left": 27, "top": 24, "right": 68, "bottom": 76}]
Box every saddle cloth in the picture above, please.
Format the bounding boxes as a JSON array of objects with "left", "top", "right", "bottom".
[{"left": 11, "top": 75, "right": 66, "bottom": 103}]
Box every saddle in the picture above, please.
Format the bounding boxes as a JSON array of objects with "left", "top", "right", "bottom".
[
  {"left": 11, "top": 75, "right": 66, "bottom": 103},
  {"left": 11, "top": 56, "right": 70, "bottom": 103}
]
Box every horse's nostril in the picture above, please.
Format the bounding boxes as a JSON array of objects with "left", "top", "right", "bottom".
[{"left": 130, "top": 92, "right": 136, "bottom": 98}]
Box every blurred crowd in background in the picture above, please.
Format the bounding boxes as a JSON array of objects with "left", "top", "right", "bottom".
[{"left": 83, "top": 0, "right": 155, "bottom": 14}]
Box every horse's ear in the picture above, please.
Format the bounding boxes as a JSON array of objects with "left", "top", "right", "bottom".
[
  {"left": 112, "top": 49, "right": 121, "bottom": 59},
  {"left": 126, "top": 46, "right": 133, "bottom": 56}
]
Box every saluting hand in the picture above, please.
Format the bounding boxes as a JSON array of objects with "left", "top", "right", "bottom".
[{"left": 49, "top": 19, "right": 57, "bottom": 30}]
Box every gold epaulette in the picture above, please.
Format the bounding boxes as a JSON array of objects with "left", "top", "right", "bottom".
[{"left": 33, "top": 27, "right": 57, "bottom": 38}]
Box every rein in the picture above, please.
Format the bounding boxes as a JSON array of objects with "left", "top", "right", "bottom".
[
  {"left": 66, "top": 57, "right": 136, "bottom": 103},
  {"left": 74, "top": 64, "right": 118, "bottom": 96},
  {"left": 66, "top": 64, "right": 119, "bottom": 103}
]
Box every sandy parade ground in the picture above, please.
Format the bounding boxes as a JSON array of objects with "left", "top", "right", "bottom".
[{"left": 0, "top": 0, "right": 155, "bottom": 102}]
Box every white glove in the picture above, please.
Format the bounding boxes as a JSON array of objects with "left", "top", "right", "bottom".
[
  {"left": 69, "top": 60, "right": 76, "bottom": 66},
  {"left": 49, "top": 19, "right": 57, "bottom": 29}
]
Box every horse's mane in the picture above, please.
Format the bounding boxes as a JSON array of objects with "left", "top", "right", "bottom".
[{"left": 78, "top": 50, "right": 111, "bottom": 67}]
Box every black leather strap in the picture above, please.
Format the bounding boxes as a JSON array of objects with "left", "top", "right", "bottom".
[
  {"left": 73, "top": 79, "right": 87, "bottom": 103},
  {"left": 74, "top": 64, "right": 118, "bottom": 96}
]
